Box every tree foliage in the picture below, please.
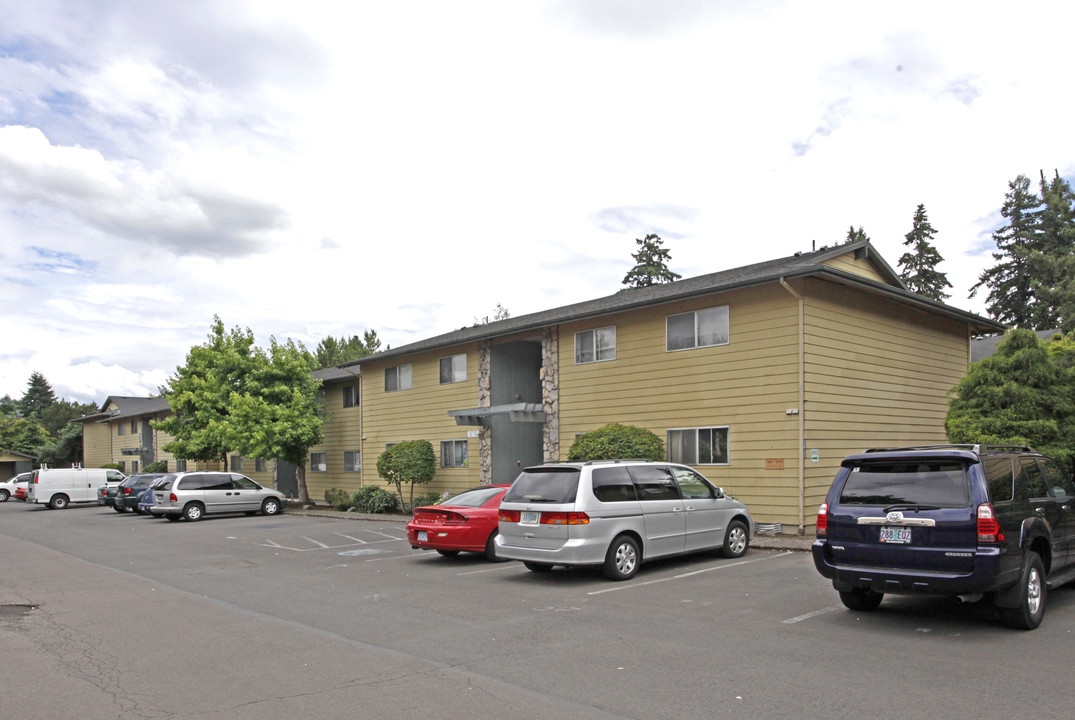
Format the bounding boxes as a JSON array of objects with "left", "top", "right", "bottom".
[
  {"left": 622, "top": 234, "right": 681, "bottom": 288},
  {"left": 946, "top": 329, "right": 1075, "bottom": 472},
  {"left": 566, "top": 423, "right": 665, "bottom": 462},
  {"left": 844, "top": 225, "right": 870, "bottom": 244},
  {"left": 970, "top": 172, "right": 1075, "bottom": 330},
  {"left": 376, "top": 440, "right": 436, "bottom": 511},
  {"left": 0, "top": 373, "right": 94, "bottom": 466},
  {"left": 898, "top": 204, "right": 952, "bottom": 301},
  {"left": 156, "top": 317, "right": 325, "bottom": 503},
  {"left": 314, "top": 330, "right": 382, "bottom": 369}
]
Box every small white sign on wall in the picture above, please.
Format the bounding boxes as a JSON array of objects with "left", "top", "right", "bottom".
[
  {"left": 468, "top": 430, "right": 480, "bottom": 438},
  {"left": 810, "top": 449, "right": 820, "bottom": 463}
]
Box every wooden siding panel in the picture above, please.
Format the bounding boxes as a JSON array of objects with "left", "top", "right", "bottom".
[{"left": 822, "top": 253, "right": 888, "bottom": 283}]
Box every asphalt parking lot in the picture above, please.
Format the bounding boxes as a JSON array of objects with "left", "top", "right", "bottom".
[{"left": 2, "top": 501, "right": 1074, "bottom": 720}]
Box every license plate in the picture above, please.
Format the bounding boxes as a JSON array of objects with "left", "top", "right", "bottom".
[
  {"left": 521, "top": 511, "right": 540, "bottom": 525},
  {"left": 880, "top": 526, "right": 912, "bottom": 544},
  {"left": 418, "top": 531, "right": 428, "bottom": 542}
]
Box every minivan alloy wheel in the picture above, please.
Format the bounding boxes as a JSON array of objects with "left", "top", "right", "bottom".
[{"left": 604, "top": 535, "right": 640, "bottom": 581}]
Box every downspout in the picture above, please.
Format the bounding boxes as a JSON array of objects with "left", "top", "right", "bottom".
[{"left": 780, "top": 278, "right": 806, "bottom": 534}]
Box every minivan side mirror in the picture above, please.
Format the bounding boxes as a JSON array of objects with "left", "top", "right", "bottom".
[{"left": 715, "top": 487, "right": 725, "bottom": 498}]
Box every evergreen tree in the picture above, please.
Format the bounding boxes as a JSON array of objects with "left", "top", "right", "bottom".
[
  {"left": 622, "top": 234, "right": 681, "bottom": 288},
  {"left": 969, "top": 172, "right": 1075, "bottom": 329},
  {"left": 18, "top": 371, "right": 56, "bottom": 419},
  {"left": 898, "top": 204, "right": 952, "bottom": 301},
  {"left": 845, "top": 226, "right": 870, "bottom": 244},
  {"left": 315, "top": 330, "right": 382, "bottom": 368}
]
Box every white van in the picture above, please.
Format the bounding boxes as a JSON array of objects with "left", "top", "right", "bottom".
[{"left": 27, "top": 468, "right": 127, "bottom": 509}]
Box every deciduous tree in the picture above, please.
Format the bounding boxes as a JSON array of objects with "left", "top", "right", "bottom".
[{"left": 376, "top": 440, "right": 436, "bottom": 511}]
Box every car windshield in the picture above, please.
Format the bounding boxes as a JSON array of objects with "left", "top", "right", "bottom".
[
  {"left": 439, "top": 486, "right": 504, "bottom": 507},
  {"left": 504, "top": 469, "right": 580, "bottom": 504},
  {"left": 840, "top": 461, "right": 970, "bottom": 507}
]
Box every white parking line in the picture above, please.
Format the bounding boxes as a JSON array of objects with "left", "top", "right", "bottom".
[
  {"left": 782, "top": 605, "right": 844, "bottom": 624},
  {"left": 253, "top": 536, "right": 402, "bottom": 552},
  {"left": 587, "top": 551, "right": 792, "bottom": 595}
]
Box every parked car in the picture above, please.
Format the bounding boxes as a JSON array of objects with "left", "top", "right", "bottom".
[
  {"left": 149, "top": 471, "right": 285, "bottom": 521},
  {"left": 28, "top": 468, "right": 126, "bottom": 509},
  {"left": 496, "top": 460, "right": 755, "bottom": 581},
  {"left": 111, "top": 474, "right": 167, "bottom": 513},
  {"left": 407, "top": 485, "right": 511, "bottom": 561},
  {"left": 812, "top": 444, "right": 1075, "bottom": 630},
  {"left": 137, "top": 477, "right": 170, "bottom": 515},
  {"left": 0, "top": 472, "right": 32, "bottom": 502}
]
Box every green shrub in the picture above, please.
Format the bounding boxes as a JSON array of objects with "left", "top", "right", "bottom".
[
  {"left": 143, "top": 461, "right": 168, "bottom": 473},
  {"left": 376, "top": 440, "right": 436, "bottom": 511},
  {"left": 412, "top": 491, "right": 444, "bottom": 508},
  {"left": 324, "top": 488, "right": 352, "bottom": 511},
  {"left": 101, "top": 462, "right": 124, "bottom": 471},
  {"left": 351, "top": 486, "right": 400, "bottom": 514},
  {"left": 567, "top": 423, "right": 665, "bottom": 462}
]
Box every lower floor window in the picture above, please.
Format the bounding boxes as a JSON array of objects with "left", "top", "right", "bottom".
[
  {"left": 310, "top": 452, "right": 327, "bottom": 472},
  {"left": 176, "top": 459, "right": 187, "bottom": 472},
  {"left": 344, "top": 451, "right": 361, "bottom": 472},
  {"left": 441, "top": 440, "right": 468, "bottom": 468},
  {"left": 255, "top": 457, "right": 267, "bottom": 472},
  {"left": 667, "top": 427, "right": 729, "bottom": 465}
]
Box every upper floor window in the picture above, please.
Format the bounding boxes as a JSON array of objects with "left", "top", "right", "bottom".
[
  {"left": 667, "top": 427, "right": 729, "bottom": 465},
  {"left": 575, "top": 326, "right": 616, "bottom": 364},
  {"left": 439, "top": 354, "right": 467, "bottom": 384},
  {"left": 130, "top": 420, "right": 138, "bottom": 434},
  {"left": 385, "top": 364, "right": 412, "bottom": 392},
  {"left": 117, "top": 422, "right": 125, "bottom": 436},
  {"left": 343, "top": 385, "right": 359, "bottom": 408},
  {"left": 666, "top": 306, "right": 729, "bottom": 351}
]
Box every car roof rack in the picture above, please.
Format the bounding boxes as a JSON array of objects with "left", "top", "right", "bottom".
[
  {"left": 581, "top": 458, "right": 657, "bottom": 466},
  {"left": 863, "top": 443, "right": 1036, "bottom": 455}
]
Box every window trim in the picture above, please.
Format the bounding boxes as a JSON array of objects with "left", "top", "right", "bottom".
[
  {"left": 385, "top": 364, "right": 412, "bottom": 392},
  {"left": 440, "top": 439, "right": 469, "bottom": 468},
  {"left": 574, "top": 326, "right": 617, "bottom": 364},
  {"left": 666, "top": 306, "right": 730, "bottom": 352},
  {"left": 439, "top": 353, "right": 467, "bottom": 384},
  {"left": 344, "top": 450, "right": 361, "bottom": 472},
  {"left": 310, "top": 451, "right": 327, "bottom": 473},
  {"left": 666, "top": 426, "right": 730, "bottom": 466},
  {"left": 343, "top": 385, "right": 359, "bottom": 408}
]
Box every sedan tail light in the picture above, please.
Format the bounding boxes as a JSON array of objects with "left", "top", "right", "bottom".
[{"left": 440, "top": 511, "right": 468, "bottom": 525}]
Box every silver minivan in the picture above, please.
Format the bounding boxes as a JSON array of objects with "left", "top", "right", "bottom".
[
  {"left": 496, "top": 460, "right": 755, "bottom": 580},
  {"left": 149, "top": 471, "right": 284, "bottom": 521}
]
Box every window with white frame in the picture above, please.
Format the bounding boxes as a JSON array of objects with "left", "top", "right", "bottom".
[
  {"left": 310, "top": 451, "right": 327, "bottom": 472},
  {"left": 344, "top": 451, "right": 361, "bottom": 472},
  {"left": 666, "top": 306, "right": 729, "bottom": 351},
  {"left": 667, "top": 427, "right": 729, "bottom": 465},
  {"left": 441, "top": 440, "right": 468, "bottom": 468},
  {"left": 385, "top": 364, "right": 412, "bottom": 392},
  {"left": 575, "top": 326, "right": 616, "bottom": 364},
  {"left": 343, "top": 385, "right": 359, "bottom": 408},
  {"left": 439, "top": 354, "right": 467, "bottom": 384}
]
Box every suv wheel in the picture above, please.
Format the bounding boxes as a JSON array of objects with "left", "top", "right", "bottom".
[
  {"left": 999, "top": 552, "right": 1046, "bottom": 630},
  {"left": 183, "top": 503, "right": 204, "bottom": 521},
  {"left": 720, "top": 520, "right": 749, "bottom": 558},
  {"left": 603, "top": 535, "right": 640, "bottom": 581},
  {"left": 839, "top": 588, "right": 884, "bottom": 611}
]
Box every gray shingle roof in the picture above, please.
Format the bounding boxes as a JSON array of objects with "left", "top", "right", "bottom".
[{"left": 343, "top": 241, "right": 1004, "bottom": 366}]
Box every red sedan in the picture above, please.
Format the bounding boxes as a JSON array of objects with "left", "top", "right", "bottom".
[{"left": 407, "top": 485, "right": 510, "bottom": 562}]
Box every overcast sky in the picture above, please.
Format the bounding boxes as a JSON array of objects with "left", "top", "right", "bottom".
[{"left": 1, "top": 1, "right": 1073, "bottom": 406}]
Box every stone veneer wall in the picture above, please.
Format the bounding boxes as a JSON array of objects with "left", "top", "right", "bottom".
[
  {"left": 478, "top": 340, "right": 492, "bottom": 484},
  {"left": 541, "top": 327, "right": 560, "bottom": 462}
]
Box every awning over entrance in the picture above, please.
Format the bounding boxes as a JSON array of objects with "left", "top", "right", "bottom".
[{"left": 449, "top": 403, "right": 545, "bottom": 427}]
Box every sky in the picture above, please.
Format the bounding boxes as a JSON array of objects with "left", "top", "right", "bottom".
[{"left": 1, "top": 1, "right": 1073, "bottom": 406}]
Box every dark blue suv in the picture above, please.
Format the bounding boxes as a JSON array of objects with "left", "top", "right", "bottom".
[{"left": 812, "top": 445, "right": 1075, "bottom": 630}]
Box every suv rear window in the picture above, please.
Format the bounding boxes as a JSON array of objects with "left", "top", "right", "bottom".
[
  {"left": 504, "top": 468, "right": 580, "bottom": 504},
  {"left": 840, "top": 461, "right": 970, "bottom": 507}
]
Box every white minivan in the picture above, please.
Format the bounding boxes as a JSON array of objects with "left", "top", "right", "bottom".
[{"left": 27, "top": 468, "right": 127, "bottom": 509}]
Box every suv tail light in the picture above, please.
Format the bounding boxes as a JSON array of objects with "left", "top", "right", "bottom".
[
  {"left": 977, "top": 503, "right": 1004, "bottom": 543},
  {"left": 169, "top": 492, "right": 178, "bottom": 503},
  {"left": 816, "top": 503, "right": 828, "bottom": 537}
]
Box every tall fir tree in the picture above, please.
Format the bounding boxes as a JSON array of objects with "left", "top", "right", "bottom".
[
  {"left": 17, "top": 371, "right": 56, "bottom": 419},
  {"left": 971, "top": 172, "right": 1075, "bottom": 329},
  {"left": 844, "top": 226, "right": 870, "bottom": 244},
  {"left": 622, "top": 233, "right": 681, "bottom": 289},
  {"left": 898, "top": 204, "right": 952, "bottom": 301}
]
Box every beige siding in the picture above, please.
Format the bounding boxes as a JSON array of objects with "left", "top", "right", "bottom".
[
  {"left": 361, "top": 343, "right": 483, "bottom": 499},
  {"left": 822, "top": 254, "right": 889, "bottom": 284},
  {"left": 800, "top": 278, "right": 970, "bottom": 520},
  {"left": 82, "top": 421, "right": 112, "bottom": 468},
  {"left": 306, "top": 378, "right": 363, "bottom": 502},
  {"left": 559, "top": 284, "right": 804, "bottom": 525}
]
